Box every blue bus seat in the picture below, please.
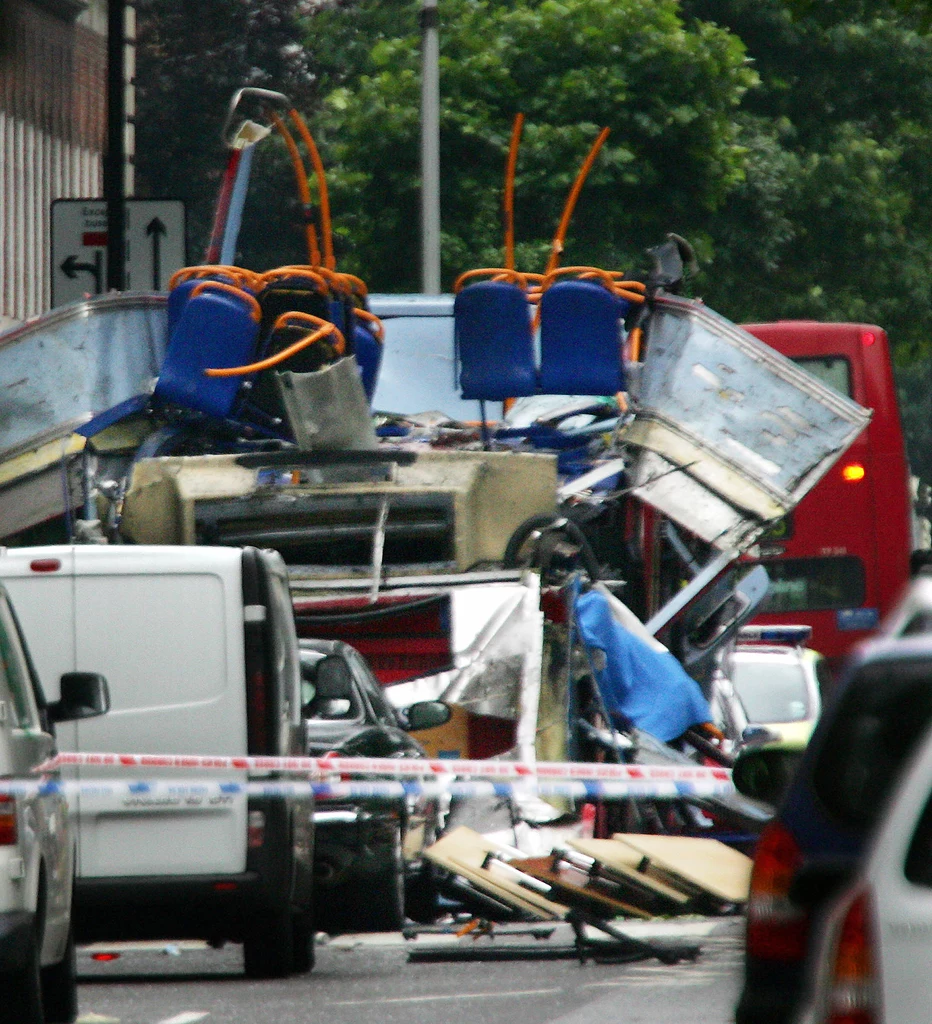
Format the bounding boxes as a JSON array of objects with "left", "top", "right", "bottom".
[
  {"left": 539, "top": 280, "right": 629, "bottom": 395},
  {"left": 353, "top": 318, "right": 383, "bottom": 402},
  {"left": 167, "top": 266, "right": 258, "bottom": 337},
  {"left": 454, "top": 281, "right": 537, "bottom": 400},
  {"left": 155, "top": 281, "right": 262, "bottom": 420}
]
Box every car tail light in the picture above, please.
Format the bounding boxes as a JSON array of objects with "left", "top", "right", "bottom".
[
  {"left": 247, "top": 809, "right": 266, "bottom": 849},
  {"left": 823, "top": 889, "right": 879, "bottom": 1024},
  {"left": 0, "top": 795, "right": 16, "bottom": 845},
  {"left": 746, "top": 820, "right": 809, "bottom": 961}
]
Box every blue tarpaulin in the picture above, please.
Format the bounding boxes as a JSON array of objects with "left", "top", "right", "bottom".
[{"left": 574, "top": 587, "right": 712, "bottom": 743}]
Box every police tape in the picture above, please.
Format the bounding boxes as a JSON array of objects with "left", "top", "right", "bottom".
[
  {"left": 41, "top": 751, "right": 732, "bottom": 786},
  {"left": 0, "top": 777, "right": 736, "bottom": 802}
]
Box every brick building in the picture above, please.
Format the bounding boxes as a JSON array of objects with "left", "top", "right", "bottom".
[{"left": 0, "top": 0, "right": 107, "bottom": 328}]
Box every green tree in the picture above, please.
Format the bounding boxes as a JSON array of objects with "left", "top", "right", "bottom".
[
  {"left": 306, "top": 0, "right": 757, "bottom": 290},
  {"left": 680, "top": 0, "right": 932, "bottom": 356},
  {"left": 134, "top": 0, "right": 318, "bottom": 266}
]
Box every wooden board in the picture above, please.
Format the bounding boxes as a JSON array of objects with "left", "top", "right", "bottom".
[
  {"left": 611, "top": 834, "right": 752, "bottom": 904},
  {"left": 511, "top": 856, "right": 652, "bottom": 920},
  {"left": 425, "top": 827, "right": 567, "bottom": 920},
  {"left": 566, "top": 838, "right": 692, "bottom": 910}
]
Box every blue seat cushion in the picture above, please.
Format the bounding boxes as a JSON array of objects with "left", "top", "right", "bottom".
[
  {"left": 454, "top": 281, "right": 537, "bottom": 401},
  {"left": 539, "top": 280, "right": 629, "bottom": 396},
  {"left": 155, "top": 287, "right": 259, "bottom": 419}
]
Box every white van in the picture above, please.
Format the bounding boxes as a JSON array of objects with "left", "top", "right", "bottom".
[{"left": 0, "top": 544, "right": 314, "bottom": 979}]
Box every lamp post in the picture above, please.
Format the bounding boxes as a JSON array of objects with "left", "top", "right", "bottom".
[{"left": 420, "top": 0, "right": 440, "bottom": 294}]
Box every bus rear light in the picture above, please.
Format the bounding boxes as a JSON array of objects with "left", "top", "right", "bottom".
[
  {"left": 861, "top": 331, "right": 876, "bottom": 346},
  {"left": 823, "top": 889, "right": 878, "bottom": 1024},
  {"left": 842, "top": 464, "right": 866, "bottom": 483},
  {"left": 0, "top": 795, "right": 15, "bottom": 845},
  {"left": 746, "top": 820, "right": 810, "bottom": 961}
]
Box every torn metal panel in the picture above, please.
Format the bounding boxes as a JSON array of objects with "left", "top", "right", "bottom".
[
  {"left": 622, "top": 294, "right": 871, "bottom": 548},
  {"left": 379, "top": 576, "right": 545, "bottom": 766},
  {"left": 0, "top": 293, "right": 168, "bottom": 463}
]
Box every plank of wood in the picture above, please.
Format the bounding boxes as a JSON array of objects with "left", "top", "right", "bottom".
[
  {"left": 511, "top": 856, "right": 652, "bottom": 920},
  {"left": 425, "top": 827, "right": 567, "bottom": 919},
  {"left": 611, "top": 834, "right": 752, "bottom": 904},
  {"left": 566, "top": 838, "right": 692, "bottom": 908}
]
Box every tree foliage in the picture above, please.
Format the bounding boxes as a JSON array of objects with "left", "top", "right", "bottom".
[
  {"left": 134, "top": 0, "right": 318, "bottom": 264},
  {"left": 306, "top": 0, "right": 755, "bottom": 290}
]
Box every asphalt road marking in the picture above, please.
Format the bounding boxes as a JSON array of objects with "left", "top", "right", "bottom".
[
  {"left": 155, "top": 1014, "right": 210, "bottom": 1024},
  {"left": 329, "top": 987, "right": 561, "bottom": 1006}
]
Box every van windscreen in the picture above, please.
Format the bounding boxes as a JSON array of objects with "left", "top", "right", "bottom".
[{"left": 812, "top": 658, "right": 932, "bottom": 829}]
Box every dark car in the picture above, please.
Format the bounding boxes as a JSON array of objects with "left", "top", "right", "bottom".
[
  {"left": 735, "top": 626, "right": 932, "bottom": 1023},
  {"left": 299, "top": 638, "right": 450, "bottom": 934}
]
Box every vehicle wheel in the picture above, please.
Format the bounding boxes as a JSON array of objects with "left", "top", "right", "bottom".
[
  {"left": 352, "top": 824, "right": 405, "bottom": 933},
  {"left": 242, "top": 907, "right": 294, "bottom": 979},
  {"left": 40, "top": 924, "right": 77, "bottom": 1023},
  {"left": 290, "top": 911, "right": 315, "bottom": 975},
  {"left": 0, "top": 922, "right": 43, "bottom": 1024},
  {"left": 405, "top": 860, "right": 440, "bottom": 925},
  {"left": 503, "top": 513, "right": 601, "bottom": 582}
]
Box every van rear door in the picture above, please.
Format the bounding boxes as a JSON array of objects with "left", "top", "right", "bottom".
[{"left": 71, "top": 547, "right": 249, "bottom": 878}]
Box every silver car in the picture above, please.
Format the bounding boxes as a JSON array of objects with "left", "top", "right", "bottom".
[{"left": 0, "top": 584, "right": 109, "bottom": 1023}]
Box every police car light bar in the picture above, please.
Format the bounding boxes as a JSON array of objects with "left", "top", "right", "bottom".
[{"left": 738, "top": 625, "right": 812, "bottom": 646}]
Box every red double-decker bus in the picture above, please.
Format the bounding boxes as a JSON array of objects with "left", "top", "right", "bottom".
[{"left": 741, "top": 321, "right": 916, "bottom": 677}]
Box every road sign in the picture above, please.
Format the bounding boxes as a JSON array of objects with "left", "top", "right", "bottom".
[{"left": 51, "top": 198, "right": 187, "bottom": 308}]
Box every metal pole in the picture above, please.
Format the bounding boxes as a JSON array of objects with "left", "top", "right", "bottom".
[
  {"left": 420, "top": 0, "right": 441, "bottom": 294},
  {"left": 643, "top": 547, "right": 738, "bottom": 637},
  {"left": 105, "top": 0, "right": 127, "bottom": 290}
]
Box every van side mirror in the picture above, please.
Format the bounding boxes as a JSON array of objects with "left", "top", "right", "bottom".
[
  {"left": 48, "top": 672, "right": 110, "bottom": 723},
  {"left": 405, "top": 700, "right": 451, "bottom": 732}
]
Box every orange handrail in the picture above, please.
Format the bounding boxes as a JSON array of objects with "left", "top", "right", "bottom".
[
  {"left": 168, "top": 265, "right": 260, "bottom": 292},
  {"left": 353, "top": 307, "right": 385, "bottom": 343},
  {"left": 626, "top": 325, "right": 643, "bottom": 363},
  {"left": 205, "top": 313, "right": 345, "bottom": 378},
  {"left": 538, "top": 266, "right": 646, "bottom": 301},
  {"left": 259, "top": 266, "right": 331, "bottom": 294},
  {"left": 338, "top": 273, "right": 369, "bottom": 300},
  {"left": 452, "top": 267, "right": 542, "bottom": 293},
  {"left": 288, "top": 108, "right": 336, "bottom": 272},
  {"left": 268, "top": 109, "right": 321, "bottom": 267},
  {"left": 189, "top": 280, "right": 262, "bottom": 322},
  {"left": 504, "top": 113, "right": 524, "bottom": 272},
  {"left": 544, "top": 127, "right": 611, "bottom": 276}
]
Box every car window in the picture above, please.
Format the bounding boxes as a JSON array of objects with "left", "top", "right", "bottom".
[
  {"left": 346, "top": 648, "right": 397, "bottom": 727},
  {"left": 0, "top": 593, "right": 40, "bottom": 729},
  {"left": 756, "top": 555, "right": 866, "bottom": 612},
  {"left": 812, "top": 658, "right": 932, "bottom": 830},
  {"left": 731, "top": 656, "right": 811, "bottom": 723}
]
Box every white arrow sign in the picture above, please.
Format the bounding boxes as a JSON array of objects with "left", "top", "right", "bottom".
[{"left": 51, "top": 198, "right": 187, "bottom": 308}]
